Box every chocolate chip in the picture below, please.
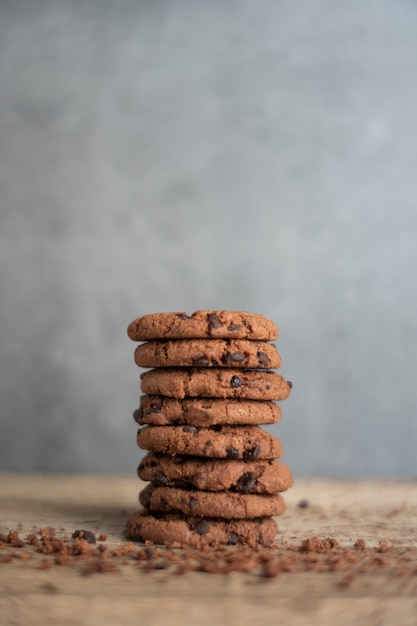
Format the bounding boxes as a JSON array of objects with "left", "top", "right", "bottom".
[
  {"left": 194, "top": 520, "right": 210, "bottom": 535},
  {"left": 243, "top": 445, "right": 260, "bottom": 461},
  {"left": 288, "top": 381, "right": 293, "bottom": 389},
  {"left": 235, "top": 471, "right": 257, "bottom": 493},
  {"left": 226, "top": 447, "right": 240, "bottom": 459},
  {"left": 133, "top": 409, "right": 142, "bottom": 421},
  {"left": 153, "top": 471, "right": 168, "bottom": 486},
  {"left": 138, "top": 462, "right": 145, "bottom": 472},
  {"left": 228, "top": 532, "right": 239, "bottom": 545},
  {"left": 257, "top": 351, "right": 269, "bottom": 366},
  {"left": 140, "top": 488, "right": 152, "bottom": 507},
  {"left": 230, "top": 375, "right": 242, "bottom": 388},
  {"left": 72, "top": 530, "right": 96, "bottom": 544},
  {"left": 208, "top": 313, "right": 222, "bottom": 330},
  {"left": 183, "top": 425, "right": 198, "bottom": 433},
  {"left": 159, "top": 497, "right": 168, "bottom": 510},
  {"left": 223, "top": 352, "right": 245, "bottom": 365},
  {"left": 177, "top": 313, "right": 190, "bottom": 320},
  {"left": 146, "top": 397, "right": 163, "bottom": 414},
  {"left": 227, "top": 324, "right": 241, "bottom": 332},
  {"left": 173, "top": 479, "right": 193, "bottom": 490},
  {"left": 192, "top": 357, "right": 213, "bottom": 367},
  {"left": 189, "top": 498, "right": 198, "bottom": 509}
]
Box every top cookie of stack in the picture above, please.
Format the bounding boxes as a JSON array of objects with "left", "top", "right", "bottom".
[
  {"left": 126, "top": 310, "right": 293, "bottom": 549},
  {"left": 127, "top": 310, "right": 279, "bottom": 342}
]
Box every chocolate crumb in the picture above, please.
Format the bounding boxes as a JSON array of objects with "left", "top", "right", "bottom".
[
  {"left": 72, "top": 530, "right": 97, "bottom": 544},
  {"left": 297, "top": 499, "right": 309, "bottom": 509}
]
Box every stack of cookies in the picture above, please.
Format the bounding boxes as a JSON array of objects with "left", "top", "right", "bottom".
[{"left": 126, "top": 310, "right": 293, "bottom": 549}]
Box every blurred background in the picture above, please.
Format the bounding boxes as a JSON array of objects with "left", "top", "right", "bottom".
[{"left": 1, "top": 0, "right": 416, "bottom": 477}]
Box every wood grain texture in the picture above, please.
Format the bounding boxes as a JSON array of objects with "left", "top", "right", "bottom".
[{"left": 1, "top": 475, "right": 417, "bottom": 626}]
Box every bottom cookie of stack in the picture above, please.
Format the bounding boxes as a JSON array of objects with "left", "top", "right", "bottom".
[{"left": 126, "top": 511, "right": 278, "bottom": 549}]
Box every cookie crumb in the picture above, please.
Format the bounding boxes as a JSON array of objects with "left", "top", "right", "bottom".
[
  {"left": 354, "top": 538, "right": 367, "bottom": 551},
  {"left": 1, "top": 522, "right": 416, "bottom": 586}
]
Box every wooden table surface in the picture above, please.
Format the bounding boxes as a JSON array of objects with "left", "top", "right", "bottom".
[{"left": 1, "top": 474, "right": 416, "bottom": 626}]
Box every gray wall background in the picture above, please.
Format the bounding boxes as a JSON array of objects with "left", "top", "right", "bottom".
[{"left": 1, "top": 0, "right": 416, "bottom": 477}]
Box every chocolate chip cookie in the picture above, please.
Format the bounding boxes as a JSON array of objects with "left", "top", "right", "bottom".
[
  {"left": 139, "top": 484, "right": 286, "bottom": 518},
  {"left": 126, "top": 511, "right": 277, "bottom": 548},
  {"left": 140, "top": 368, "right": 292, "bottom": 401},
  {"left": 134, "top": 395, "right": 282, "bottom": 426},
  {"left": 138, "top": 452, "right": 293, "bottom": 494},
  {"left": 137, "top": 424, "right": 283, "bottom": 460},
  {"left": 127, "top": 309, "right": 293, "bottom": 549},
  {"left": 134, "top": 338, "right": 281, "bottom": 369},
  {"left": 127, "top": 310, "right": 279, "bottom": 341}
]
